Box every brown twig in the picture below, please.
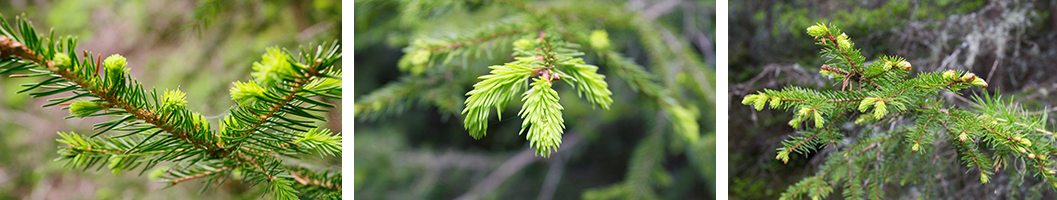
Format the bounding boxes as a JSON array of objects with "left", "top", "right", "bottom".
[{"left": 171, "top": 166, "right": 232, "bottom": 184}]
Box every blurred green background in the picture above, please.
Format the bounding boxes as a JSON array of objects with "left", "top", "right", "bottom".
[
  {"left": 0, "top": 0, "right": 340, "bottom": 199},
  {"left": 730, "top": 0, "right": 1057, "bottom": 198}
]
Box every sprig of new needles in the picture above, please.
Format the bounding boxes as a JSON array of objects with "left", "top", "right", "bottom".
[{"left": 463, "top": 34, "right": 612, "bottom": 157}]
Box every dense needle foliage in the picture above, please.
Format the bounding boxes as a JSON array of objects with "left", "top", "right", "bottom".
[
  {"left": 355, "top": 0, "right": 715, "bottom": 199},
  {"left": 0, "top": 13, "right": 341, "bottom": 199},
  {"left": 742, "top": 23, "right": 1057, "bottom": 199}
]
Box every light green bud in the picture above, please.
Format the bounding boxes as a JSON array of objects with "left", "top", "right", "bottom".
[
  {"left": 163, "top": 89, "right": 187, "bottom": 107},
  {"left": 230, "top": 81, "right": 266, "bottom": 103},
  {"left": 943, "top": 70, "right": 957, "bottom": 80},
  {"left": 806, "top": 24, "right": 827, "bottom": 37},
  {"left": 589, "top": 30, "right": 611, "bottom": 50},
  {"left": 897, "top": 61, "right": 911, "bottom": 71},
  {"left": 69, "top": 100, "right": 105, "bottom": 118},
  {"left": 513, "top": 38, "right": 534, "bottom": 49},
  {"left": 52, "top": 53, "right": 71, "bottom": 69},
  {"left": 837, "top": 39, "right": 852, "bottom": 50},
  {"left": 971, "top": 77, "right": 988, "bottom": 88}
]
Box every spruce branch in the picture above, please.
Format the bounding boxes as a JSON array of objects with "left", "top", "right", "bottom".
[
  {"left": 0, "top": 13, "right": 341, "bottom": 198},
  {"left": 399, "top": 16, "right": 540, "bottom": 76},
  {"left": 462, "top": 34, "right": 612, "bottom": 157},
  {"left": 744, "top": 22, "right": 1057, "bottom": 197}
]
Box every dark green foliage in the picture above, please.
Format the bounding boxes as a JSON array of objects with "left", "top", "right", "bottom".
[
  {"left": 0, "top": 13, "right": 341, "bottom": 199},
  {"left": 742, "top": 22, "right": 1057, "bottom": 199}
]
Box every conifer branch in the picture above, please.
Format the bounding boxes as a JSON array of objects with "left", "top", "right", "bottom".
[
  {"left": 746, "top": 22, "right": 1057, "bottom": 197},
  {"left": 0, "top": 13, "right": 341, "bottom": 198}
]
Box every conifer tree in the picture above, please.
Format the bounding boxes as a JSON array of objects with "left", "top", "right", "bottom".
[
  {"left": 742, "top": 22, "right": 1057, "bottom": 199},
  {"left": 0, "top": 14, "right": 341, "bottom": 199}
]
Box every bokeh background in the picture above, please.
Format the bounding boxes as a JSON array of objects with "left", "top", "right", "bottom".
[
  {"left": 354, "top": 0, "right": 715, "bottom": 199},
  {"left": 0, "top": 0, "right": 340, "bottom": 199},
  {"left": 730, "top": 0, "right": 1057, "bottom": 199}
]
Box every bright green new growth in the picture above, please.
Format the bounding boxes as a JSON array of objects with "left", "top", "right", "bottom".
[
  {"left": 0, "top": 14, "right": 341, "bottom": 199},
  {"left": 742, "top": 22, "right": 1056, "bottom": 199},
  {"left": 519, "top": 79, "right": 565, "bottom": 155},
  {"left": 462, "top": 36, "right": 613, "bottom": 157}
]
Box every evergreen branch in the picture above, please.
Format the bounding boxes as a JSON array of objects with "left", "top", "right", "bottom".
[
  {"left": 354, "top": 75, "right": 466, "bottom": 120},
  {"left": 461, "top": 34, "right": 613, "bottom": 156},
  {"left": 0, "top": 13, "right": 342, "bottom": 197},
  {"left": 462, "top": 63, "right": 533, "bottom": 139},
  {"left": 599, "top": 51, "right": 699, "bottom": 142},
  {"left": 399, "top": 16, "right": 539, "bottom": 76},
  {"left": 560, "top": 58, "right": 613, "bottom": 109},
  {"left": 290, "top": 170, "right": 341, "bottom": 191},
  {"left": 224, "top": 47, "right": 335, "bottom": 146},
  {"left": 0, "top": 32, "right": 226, "bottom": 157},
  {"left": 745, "top": 22, "right": 1057, "bottom": 196}
]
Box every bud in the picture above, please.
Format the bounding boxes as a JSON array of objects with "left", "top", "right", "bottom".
[
  {"left": 103, "top": 54, "right": 128, "bottom": 72},
  {"left": 1019, "top": 147, "right": 1027, "bottom": 154},
  {"left": 798, "top": 107, "right": 811, "bottom": 117},
  {"left": 1050, "top": 170, "right": 1056, "bottom": 175},
  {"left": 971, "top": 77, "right": 988, "bottom": 88},
  {"left": 69, "top": 100, "right": 105, "bottom": 118},
  {"left": 837, "top": 39, "right": 852, "bottom": 50},
  {"left": 513, "top": 39, "right": 534, "bottom": 49},
  {"left": 52, "top": 53, "right": 71, "bottom": 69},
  {"left": 873, "top": 100, "right": 887, "bottom": 120},
  {"left": 958, "top": 132, "right": 968, "bottom": 142},
  {"left": 589, "top": 30, "right": 611, "bottom": 50},
  {"left": 162, "top": 89, "right": 188, "bottom": 107},
  {"left": 230, "top": 81, "right": 266, "bottom": 103},
  {"left": 943, "top": 70, "right": 956, "bottom": 80},
  {"left": 788, "top": 116, "right": 802, "bottom": 129},
  {"left": 820, "top": 69, "right": 834, "bottom": 76},
  {"left": 741, "top": 94, "right": 758, "bottom": 105},
  {"left": 411, "top": 49, "right": 431, "bottom": 66},
  {"left": 806, "top": 24, "right": 827, "bottom": 37},
  {"left": 1021, "top": 138, "right": 1032, "bottom": 146},
  {"left": 961, "top": 73, "right": 977, "bottom": 82},
  {"left": 754, "top": 94, "right": 769, "bottom": 111},
  {"left": 1029, "top": 153, "right": 1036, "bottom": 159},
  {"left": 911, "top": 143, "right": 919, "bottom": 152},
  {"left": 897, "top": 61, "right": 911, "bottom": 71},
  {"left": 858, "top": 97, "right": 878, "bottom": 112}
]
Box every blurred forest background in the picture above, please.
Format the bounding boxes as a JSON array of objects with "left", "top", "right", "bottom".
[
  {"left": 730, "top": 0, "right": 1057, "bottom": 199},
  {"left": 0, "top": 0, "right": 340, "bottom": 199},
  {"left": 354, "top": 0, "right": 715, "bottom": 199}
]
